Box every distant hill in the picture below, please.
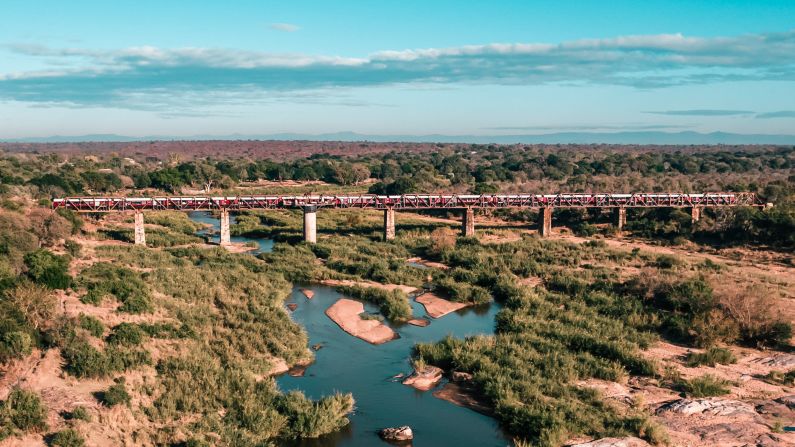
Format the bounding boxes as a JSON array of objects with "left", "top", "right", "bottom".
[{"left": 4, "top": 131, "right": 795, "bottom": 145}]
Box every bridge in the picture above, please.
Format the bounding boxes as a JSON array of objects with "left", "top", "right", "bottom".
[{"left": 52, "top": 193, "right": 763, "bottom": 246}]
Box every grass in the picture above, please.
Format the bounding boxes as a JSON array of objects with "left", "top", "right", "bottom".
[
  {"left": 685, "top": 347, "right": 737, "bottom": 367},
  {"left": 683, "top": 374, "right": 732, "bottom": 397},
  {"left": 336, "top": 285, "right": 412, "bottom": 322},
  {"left": 48, "top": 429, "right": 85, "bottom": 447}
]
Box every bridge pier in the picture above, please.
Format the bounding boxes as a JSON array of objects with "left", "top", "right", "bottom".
[
  {"left": 303, "top": 205, "right": 317, "bottom": 243},
  {"left": 462, "top": 207, "right": 475, "bottom": 237},
  {"left": 538, "top": 206, "right": 553, "bottom": 237},
  {"left": 384, "top": 208, "right": 395, "bottom": 241},
  {"left": 219, "top": 209, "right": 231, "bottom": 245},
  {"left": 691, "top": 206, "right": 702, "bottom": 224},
  {"left": 134, "top": 211, "right": 146, "bottom": 246},
  {"left": 616, "top": 207, "right": 627, "bottom": 233}
]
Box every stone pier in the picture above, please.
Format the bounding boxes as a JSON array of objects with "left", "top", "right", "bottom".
[
  {"left": 303, "top": 205, "right": 317, "bottom": 243},
  {"left": 616, "top": 207, "right": 627, "bottom": 232},
  {"left": 384, "top": 208, "right": 396, "bottom": 241},
  {"left": 462, "top": 207, "right": 475, "bottom": 237},
  {"left": 219, "top": 209, "right": 231, "bottom": 245},
  {"left": 691, "top": 206, "right": 702, "bottom": 224},
  {"left": 538, "top": 206, "right": 553, "bottom": 237},
  {"left": 134, "top": 211, "right": 146, "bottom": 246}
]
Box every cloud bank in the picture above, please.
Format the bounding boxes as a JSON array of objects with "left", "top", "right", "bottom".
[{"left": 0, "top": 29, "right": 794, "bottom": 109}]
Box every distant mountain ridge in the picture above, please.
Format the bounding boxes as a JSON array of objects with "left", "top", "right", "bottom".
[{"left": 3, "top": 131, "right": 795, "bottom": 145}]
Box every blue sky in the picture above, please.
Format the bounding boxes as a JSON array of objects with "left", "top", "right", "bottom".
[{"left": 1, "top": 0, "right": 795, "bottom": 138}]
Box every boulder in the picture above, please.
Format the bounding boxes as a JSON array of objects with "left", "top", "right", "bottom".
[
  {"left": 451, "top": 371, "right": 473, "bottom": 382},
  {"left": 402, "top": 366, "right": 443, "bottom": 391},
  {"left": 568, "top": 437, "right": 649, "bottom": 447},
  {"left": 300, "top": 288, "right": 315, "bottom": 299},
  {"left": 287, "top": 303, "right": 298, "bottom": 311},
  {"left": 379, "top": 426, "right": 413, "bottom": 442},
  {"left": 656, "top": 398, "right": 755, "bottom": 416}
]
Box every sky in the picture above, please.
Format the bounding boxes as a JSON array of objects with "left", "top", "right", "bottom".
[{"left": 1, "top": 0, "right": 795, "bottom": 139}]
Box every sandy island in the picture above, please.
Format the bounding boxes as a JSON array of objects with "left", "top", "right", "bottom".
[
  {"left": 320, "top": 279, "right": 419, "bottom": 294},
  {"left": 325, "top": 298, "right": 398, "bottom": 344},
  {"left": 406, "top": 257, "right": 449, "bottom": 270},
  {"left": 415, "top": 293, "right": 469, "bottom": 318}
]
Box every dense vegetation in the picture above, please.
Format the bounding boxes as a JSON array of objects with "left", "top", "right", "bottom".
[{"left": 0, "top": 144, "right": 793, "bottom": 445}]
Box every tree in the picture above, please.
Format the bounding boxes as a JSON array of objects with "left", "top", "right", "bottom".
[
  {"left": 351, "top": 164, "right": 371, "bottom": 185},
  {"left": 429, "top": 227, "right": 457, "bottom": 254}
]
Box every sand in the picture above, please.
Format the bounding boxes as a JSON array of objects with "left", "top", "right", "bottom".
[
  {"left": 415, "top": 293, "right": 469, "bottom": 318},
  {"left": 320, "top": 279, "right": 419, "bottom": 294},
  {"left": 325, "top": 298, "right": 397, "bottom": 344}
]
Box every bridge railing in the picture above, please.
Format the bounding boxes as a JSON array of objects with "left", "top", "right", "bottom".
[{"left": 52, "top": 192, "right": 761, "bottom": 212}]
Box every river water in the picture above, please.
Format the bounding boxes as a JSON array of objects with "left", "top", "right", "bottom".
[{"left": 189, "top": 212, "right": 509, "bottom": 447}]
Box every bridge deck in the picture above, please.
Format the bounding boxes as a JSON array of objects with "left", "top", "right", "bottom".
[{"left": 52, "top": 193, "right": 761, "bottom": 212}]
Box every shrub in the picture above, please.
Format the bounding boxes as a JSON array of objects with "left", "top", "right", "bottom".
[
  {"left": 49, "top": 428, "right": 85, "bottom": 447},
  {"left": 0, "top": 388, "right": 47, "bottom": 438},
  {"left": 764, "top": 369, "right": 795, "bottom": 385},
  {"left": 336, "top": 286, "right": 412, "bottom": 321},
  {"left": 61, "top": 338, "right": 151, "bottom": 378},
  {"left": 429, "top": 227, "right": 457, "bottom": 254},
  {"left": 1, "top": 331, "right": 32, "bottom": 359},
  {"left": 107, "top": 323, "right": 145, "bottom": 346},
  {"left": 98, "top": 378, "right": 131, "bottom": 407},
  {"left": 684, "top": 374, "right": 731, "bottom": 397},
  {"left": 23, "top": 249, "right": 71, "bottom": 289},
  {"left": 78, "top": 263, "right": 152, "bottom": 313},
  {"left": 64, "top": 240, "right": 82, "bottom": 258},
  {"left": 719, "top": 285, "right": 794, "bottom": 348},
  {"left": 654, "top": 254, "right": 680, "bottom": 269},
  {"left": 685, "top": 347, "right": 737, "bottom": 367},
  {"left": 66, "top": 406, "right": 91, "bottom": 421},
  {"left": 7, "top": 282, "right": 58, "bottom": 330},
  {"left": 78, "top": 314, "right": 104, "bottom": 338}
]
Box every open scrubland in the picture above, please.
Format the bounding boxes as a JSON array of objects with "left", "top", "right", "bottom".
[{"left": 1, "top": 142, "right": 794, "bottom": 446}]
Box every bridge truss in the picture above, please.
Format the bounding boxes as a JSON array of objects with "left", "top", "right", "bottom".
[{"left": 52, "top": 192, "right": 761, "bottom": 213}]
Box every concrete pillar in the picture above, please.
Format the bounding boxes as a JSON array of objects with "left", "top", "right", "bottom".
[
  {"left": 303, "top": 205, "right": 317, "bottom": 244},
  {"left": 219, "top": 209, "right": 231, "bottom": 245},
  {"left": 462, "top": 207, "right": 475, "bottom": 237},
  {"left": 538, "top": 206, "right": 553, "bottom": 237},
  {"left": 133, "top": 211, "right": 146, "bottom": 246},
  {"left": 691, "top": 206, "right": 702, "bottom": 224},
  {"left": 384, "top": 208, "right": 396, "bottom": 241},
  {"left": 616, "top": 207, "right": 627, "bottom": 232}
]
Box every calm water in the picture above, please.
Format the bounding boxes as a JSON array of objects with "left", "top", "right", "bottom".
[
  {"left": 189, "top": 211, "right": 275, "bottom": 254},
  {"left": 189, "top": 212, "right": 509, "bottom": 447}
]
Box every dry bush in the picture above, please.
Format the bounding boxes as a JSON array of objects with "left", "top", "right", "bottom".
[
  {"left": 27, "top": 208, "right": 71, "bottom": 248},
  {"left": 717, "top": 284, "right": 792, "bottom": 347},
  {"left": 7, "top": 282, "right": 58, "bottom": 331},
  {"left": 429, "top": 227, "right": 457, "bottom": 254}
]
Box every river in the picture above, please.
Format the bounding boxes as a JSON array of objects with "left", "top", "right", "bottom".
[{"left": 189, "top": 211, "right": 510, "bottom": 446}]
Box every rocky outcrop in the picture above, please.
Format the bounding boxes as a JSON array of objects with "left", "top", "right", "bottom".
[
  {"left": 286, "top": 303, "right": 298, "bottom": 311},
  {"left": 407, "top": 318, "right": 430, "bottom": 327},
  {"left": 777, "top": 395, "right": 795, "bottom": 409},
  {"left": 402, "top": 365, "right": 443, "bottom": 391},
  {"left": 758, "top": 354, "right": 795, "bottom": 368},
  {"left": 568, "top": 437, "right": 650, "bottom": 447},
  {"left": 300, "top": 288, "right": 315, "bottom": 299},
  {"left": 451, "top": 371, "right": 473, "bottom": 382},
  {"left": 655, "top": 398, "right": 755, "bottom": 416},
  {"left": 379, "top": 426, "right": 413, "bottom": 442}
]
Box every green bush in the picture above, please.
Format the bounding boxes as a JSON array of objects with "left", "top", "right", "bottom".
[
  {"left": 49, "top": 428, "right": 85, "bottom": 447},
  {"left": 24, "top": 249, "right": 71, "bottom": 289},
  {"left": 685, "top": 347, "right": 737, "bottom": 367},
  {"left": 1, "top": 331, "right": 32, "bottom": 359},
  {"left": 684, "top": 374, "right": 731, "bottom": 397},
  {"left": 98, "top": 378, "right": 131, "bottom": 407},
  {"left": 764, "top": 369, "right": 795, "bottom": 385},
  {"left": 61, "top": 338, "right": 151, "bottom": 378},
  {"left": 77, "top": 314, "right": 104, "bottom": 338},
  {"left": 0, "top": 388, "right": 47, "bottom": 439},
  {"left": 64, "top": 240, "right": 82, "bottom": 258},
  {"left": 107, "top": 323, "right": 145, "bottom": 346},
  {"left": 66, "top": 406, "right": 91, "bottom": 422},
  {"left": 336, "top": 286, "right": 412, "bottom": 321},
  {"left": 78, "top": 263, "right": 152, "bottom": 313}
]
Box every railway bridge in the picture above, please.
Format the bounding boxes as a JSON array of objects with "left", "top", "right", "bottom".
[{"left": 52, "top": 192, "right": 763, "bottom": 246}]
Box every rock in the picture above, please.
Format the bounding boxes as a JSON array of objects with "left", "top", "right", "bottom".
[
  {"left": 407, "top": 318, "right": 430, "bottom": 327},
  {"left": 451, "top": 371, "right": 473, "bottom": 382},
  {"left": 300, "top": 288, "right": 315, "bottom": 299},
  {"left": 755, "top": 400, "right": 793, "bottom": 417},
  {"left": 378, "top": 426, "right": 413, "bottom": 442},
  {"left": 286, "top": 303, "right": 298, "bottom": 311},
  {"left": 759, "top": 354, "right": 795, "bottom": 368},
  {"left": 776, "top": 395, "right": 795, "bottom": 409},
  {"left": 568, "top": 437, "right": 650, "bottom": 447},
  {"left": 402, "top": 366, "right": 443, "bottom": 391},
  {"left": 655, "top": 398, "right": 755, "bottom": 416},
  {"left": 311, "top": 343, "right": 323, "bottom": 351}
]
